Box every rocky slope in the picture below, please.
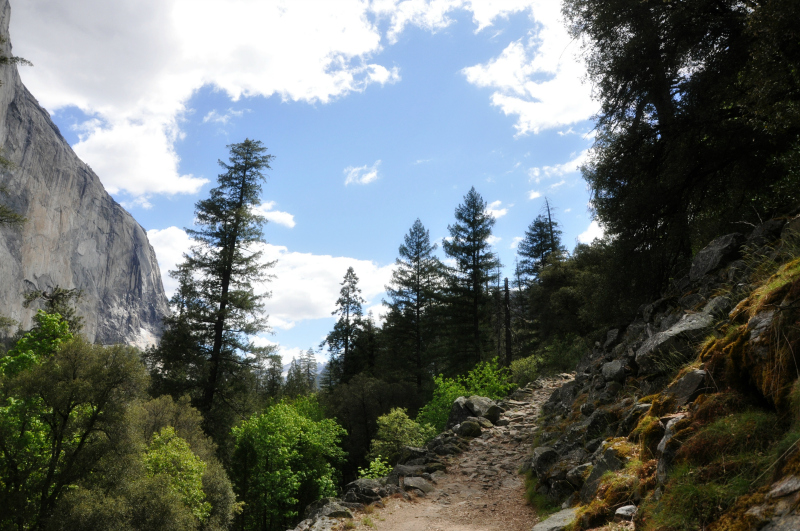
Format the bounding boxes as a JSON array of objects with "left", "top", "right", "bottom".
[
  {"left": 527, "top": 215, "right": 800, "bottom": 530},
  {"left": 0, "top": 0, "right": 168, "bottom": 346}
]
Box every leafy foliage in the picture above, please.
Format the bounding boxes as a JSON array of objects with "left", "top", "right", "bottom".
[
  {"left": 231, "top": 397, "right": 346, "bottom": 531},
  {"left": 357, "top": 457, "right": 392, "bottom": 480},
  {"left": 416, "top": 359, "right": 514, "bottom": 432},
  {"left": 144, "top": 427, "right": 212, "bottom": 522},
  {"left": 367, "top": 408, "right": 435, "bottom": 464}
]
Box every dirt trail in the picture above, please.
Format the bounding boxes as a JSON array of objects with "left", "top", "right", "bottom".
[{"left": 350, "top": 380, "right": 566, "bottom": 531}]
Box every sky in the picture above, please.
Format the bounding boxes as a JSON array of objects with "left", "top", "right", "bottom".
[{"left": 10, "top": 0, "right": 604, "bottom": 365}]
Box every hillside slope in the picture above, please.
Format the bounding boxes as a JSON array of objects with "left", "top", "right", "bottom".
[{"left": 0, "top": 0, "right": 168, "bottom": 346}]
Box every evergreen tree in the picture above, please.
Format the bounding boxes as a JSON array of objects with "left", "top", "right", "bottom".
[
  {"left": 515, "top": 199, "right": 565, "bottom": 284},
  {"left": 442, "top": 187, "right": 501, "bottom": 367},
  {"left": 301, "top": 349, "right": 318, "bottom": 392},
  {"left": 284, "top": 358, "right": 306, "bottom": 398},
  {"left": 148, "top": 139, "right": 276, "bottom": 439},
  {"left": 383, "top": 219, "right": 443, "bottom": 389},
  {"left": 322, "top": 267, "right": 365, "bottom": 384}
]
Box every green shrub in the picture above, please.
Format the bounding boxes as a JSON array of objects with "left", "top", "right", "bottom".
[
  {"left": 416, "top": 358, "right": 515, "bottom": 432},
  {"left": 231, "top": 397, "right": 346, "bottom": 531},
  {"left": 358, "top": 457, "right": 393, "bottom": 479},
  {"left": 510, "top": 355, "right": 540, "bottom": 387},
  {"left": 367, "top": 408, "right": 436, "bottom": 464},
  {"left": 144, "top": 426, "right": 211, "bottom": 522}
]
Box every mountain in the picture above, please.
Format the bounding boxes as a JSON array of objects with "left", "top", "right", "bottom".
[{"left": 0, "top": 0, "right": 168, "bottom": 347}]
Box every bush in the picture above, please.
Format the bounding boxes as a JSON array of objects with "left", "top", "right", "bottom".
[
  {"left": 358, "top": 457, "right": 393, "bottom": 479},
  {"left": 416, "top": 358, "right": 514, "bottom": 432},
  {"left": 231, "top": 397, "right": 346, "bottom": 531},
  {"left": 367, "top": 408, "right": 435, "bottom": 464}
]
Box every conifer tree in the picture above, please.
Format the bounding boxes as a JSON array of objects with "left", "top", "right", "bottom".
[
  {"left": 301, "top": 349, "right": 318, "bottom": 392},
  {"left": 383, "top": 219, "right": 443, "bottom": 389},
  {"left": 149, "top": 139, "right": 276, "bottom": 438},
  {"left": 442, "top": 187, "right": 501, "bottom": 367},
  {"left": 516, "top": 199, "right": 566, "bottom": 284},
  {"left": 322, "top": 267, "right": 365, "bottom": 384}
]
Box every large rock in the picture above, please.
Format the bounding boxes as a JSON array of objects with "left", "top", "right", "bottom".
[
  {"left": 635, "top": 313, "right": 714, "bottom": 375},
  {"left": 689, "top": 233, "right": 745, "bottom": 281},
  {"left": 532, "top": 447, "right": 559, "bottom": 478},
  {"left": 445, "top": 397, "right": 472, "bottom": 430},
  {"left": 664, "top": 370, "right": 709, "bottom": 406},
  {"left": 403, "top": 476, "right": 434, "bottom": 493},
  {"left": 601, "top": 360, "right": 626, "bottom": 383},
  {"left": 465, "top": 395, "right": 502, "bottom": 423},
  {"left": 0, "top": 3, "right": 168, "bottom": 347},
  {"left": 303, "top": 498, "right": 353, "bottom": 521},
  {"left": 532, "top": 508, "right": 578, "bottom": 531},
  {"left": 342, "top": 479, "right": 382, "bottom": 504},
  {"left": 580, "top": 446, "right": 627, "bottom": 502}
]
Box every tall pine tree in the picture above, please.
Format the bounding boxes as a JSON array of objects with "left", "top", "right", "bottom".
[
  {"left": 383, "top": 219, "right": 443, "bottom": 390},
  {"left": 148, "top": 139, "right": 276, "bottom": 439},
  {"left": 516, "top": 198, "right": 566, "bottom": 284},
  {"left": 443, "top": 187, "right": 500, "bottom": 368},
  {"left": 322, "top": 267, "right": 365, "bottom": 384}
]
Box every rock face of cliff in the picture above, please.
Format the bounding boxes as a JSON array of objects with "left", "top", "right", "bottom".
[{"left": 0, "top": 1, "right": 168, "bottom": 347}]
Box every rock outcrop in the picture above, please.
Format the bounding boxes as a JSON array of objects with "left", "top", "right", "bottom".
[
  {"left": 528, "top": 215, "right": 800, "bottom": 529},
  {"left": 0, "top": 0, "right": 168, "bottom": 347}
]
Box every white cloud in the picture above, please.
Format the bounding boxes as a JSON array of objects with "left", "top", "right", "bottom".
[
  {"left": 528, "top": 190, "right": 542, "bottom": 200},
  {"left": 577, "top": 220, "right": 604, "bottom": 243},
  {"left": 147, "top": 226, "right": 395, "bottom": 332},
  {"left": 564, "top": 208, "right": 572, "bottom": 213},
  {"left": 461, "top": 1, "right": 598, "bottom": 135},
  {"left": 344, "top": 160, "right": 381, "bottom": 185},
  {"left": 510, "top": 236, "right": 523, "bottom": 249},
  {"left": 254, "top": 201, "right": 296, "bottom": 228},
  {"left": 529, "top": 150, "right": 589, "bottom": 183},
  {"left": 11, "top": 0, "right": 399, "bottom": 204},
  {"left": 550, "top": 179, "right": 566, "bottom": 189},
  {"left": 11, "top": 0, "right": 591, "bottom": 204},
  {"left": 146, "top": 226, "right": 194, "bottom": 295},
  {"left": 487, "top": 235, "right": 502, "bottom": 246},
  {"left": 485, "top": 200, "right": 509, "bottom": 219},
  {"left": 202, "top": 108, "right": 247, "bottom": 124}
]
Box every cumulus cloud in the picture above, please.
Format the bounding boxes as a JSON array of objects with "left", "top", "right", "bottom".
[
  {"left": 11, "top": 0, "right": 592, "bottom": 204},
  {"left": 577, "top": 220, "right": 604, "bottom": 243},
  {"left": 529, "top": 150, "right": 589, "bottom": 183},
  {"left": 147, "top": 226, "right": 394, "bottom": 331},
  {"left": 146, "top": 226, "right": 194, "bottom": 295},
  {"left": 10, "top": 0, "right": 399, "bottom": 204},
  {"left": 202, "top": 108, "right": 247, "bottom": 124},
  {"left": 461, "top": 1, "right": 598, "bottom": 135},
  {"left": 487, "top": 235, "right": 502, "bottom": 245},
  {"left": 510, "top": 236, "right": 523, "bottom": 248},
  {"left": 528, "top": 190, "right": 542, "bottom": 200},
  {"left": 485, "top": 200, "right": 509, "bottom": 219},
  {"left": 253, "top": 201, "right": 296, "bottom": 228},
  {"left": 344, "top": 160, "right": 381, "bottom": 185}
]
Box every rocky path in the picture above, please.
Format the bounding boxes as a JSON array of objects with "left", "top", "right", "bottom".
[{"left": 347, "top": 379, "right": 569, "bottom": 531}]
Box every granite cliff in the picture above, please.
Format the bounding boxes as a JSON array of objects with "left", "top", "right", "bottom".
[{"left": 0, "top": 0, "right": 168, "bottom": 347}]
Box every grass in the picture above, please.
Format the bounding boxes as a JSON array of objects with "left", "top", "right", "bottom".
[{"left": 361, "top": 516, "right": 375, "bottom": 528}]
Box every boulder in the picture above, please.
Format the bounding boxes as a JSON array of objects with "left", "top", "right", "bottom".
[
  {"left": 465, "top": 396, "right": 502, "bottom": 424},
  {"left": 635, "top": 313, "right": 714, "bottom": 375},
  {"left": 403, "top": 476, "right": 434, "bottom": 493},
  {"left": 615, "top": 505, "right": 637, "bottom": 522},
  {"left": 580, "top": 446, "right": 626, "bottom": 502},
  {"left": 445, "top": 397, "right": 472, "bottom": 430},
  {"left": 397, "top": 446, "right": 427, "bottom": 465},
  {"left": 532, "top": 447, "right": 559, "bottom": 478},
  {"left": 393, "top": 464, "right": 426, "bottom": 477},
  {"left": 601, "top": 360, "right": 626, "bottom": 383},
  {"left": 532, "top": 508, "right": 578, "bottom": 531},
  {"left": 342, "top": 479, "right": 382, "bottom": 504},
  {"left": 566, "top": 463, "right": 592, "bottom": 488},
  {"left": 689, "top": 233, "right": 745, "bottom": 281},
  {"left": 456, "top": 420, "right": 482, "bottom": 438},
  {"left": 747, "top": 219, "right": 786, "bottom": 248},
  {"left": 616, "top": 403, "right": 652, "bottom": 438},
  {"left": 303, "top": 498, "right": 353, "bottom": 521},
  {"left": 664, "top": 370, "right": 709, "bottom": 407}
]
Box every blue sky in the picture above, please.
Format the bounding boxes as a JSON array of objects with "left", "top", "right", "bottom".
[{"left": 11, "top": 0, "right": 603, "bottom": 364}]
